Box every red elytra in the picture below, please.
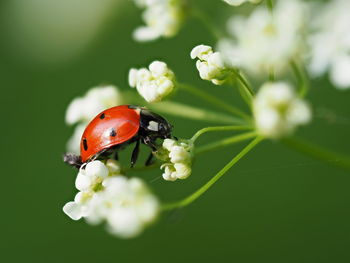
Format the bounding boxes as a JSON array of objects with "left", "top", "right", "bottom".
[{"left": 80, "top": 105, "right": 141, "bottom": 162}]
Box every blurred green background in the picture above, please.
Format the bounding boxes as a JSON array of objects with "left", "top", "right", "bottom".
[{"left": 1, "top": 0, "right": 350, "bottom": 262}]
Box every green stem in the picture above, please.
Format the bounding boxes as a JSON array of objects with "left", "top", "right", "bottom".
[
  {"left": 162, "top": 136, "right": 263, "bottom": 210},
  {"left": 148, "top": 101, "right": 247, "bottom": 125},
  {"left": 282, "top": 137, "right": 350, "bottom": 171},
  {"left": 231, "top": 70, "right": 254, "bottom": 106},
  {"left": 290, "top": 60, "right": 309, "bottom": 97},
  {"left": 266, "top": 0, "right": 273, "bottom": 12},
  {"left": 195, "top": 131, "right": 258, "bottom": 155},
  {"left": 122, "top": 162, "right": 160, "bottom": 174},
  {"left": 191, "top": 125, "right": 253, "bottom": 142},
  {"left": 179, "top": 83, "right": 250, "bottom": 120},
  {"left": 269, "top": 68, "right": 275, "bottom": 82}
]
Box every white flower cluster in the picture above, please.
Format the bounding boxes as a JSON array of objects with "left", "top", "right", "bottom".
[
  {"left": 308, "top": 0, "right": 350, "bottom": 90},
  {"left": 132, "top": 0, "right": 185, "bottom": 42},
  {"left": 190, "top": 45, "right": 229, "bottom": 85},
  {"left": 65, "top": 86, "right": 123, "bottom": 153},
  {"left": 218, "top": 0, "right": 308, "bottom": 77},
  {"left": 253, "top": 82, "right": 312, "bottom": 138},
  {"left": 159, "top": 139, "right": 193, "bottom": 181},
  {"left": 63, "top": 160, "right": 159, "bottom": 238},
  {"left": 222, "top": 0, "right": 261, "bottom": 6},
  {"left": 129, "top": 61, "right": 175, "bottom": 103}
]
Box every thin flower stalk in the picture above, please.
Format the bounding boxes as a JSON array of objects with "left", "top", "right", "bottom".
[
  {"left": 283, "top": 137, "right": 350, "bottom": 171},
  {"left": 178, "top": 83, "right": 251, "bottom": 119},
  {"left": 162, "top": 136, "right": 264, "bottom": 210}
]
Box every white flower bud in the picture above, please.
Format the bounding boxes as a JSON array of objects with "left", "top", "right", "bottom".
[
  {"left": 191, "top": 44, "right": 228, "bottom": 85},
  {"left": 85, "top": 161, "right": 109, "bottom": 179},
  {"left": 173, "top": 163, "right": 191, "bottom": 179},
  {"left": 132, "top": 0, "right": 185, "bottom": 42},
  {"left": 159, "top": 139, "right": 193, "bottom": 181},
  {"left": 129, "top": 61, "right": 175, "bottom": 103},
  {"left": 169, "top": 146, "right": 191, "bottom": 163},
  {"left": 253, "top": 82, "right": 312, "bottom": 138},
  {"left": 75, "top": 171, "right": 92, "bottom": 191},
  {"left": 190, "top": 44, "right": 212, "bottom": 60},
  {"left": 163, "top": 138, "right": 176, "bottom": 151}
]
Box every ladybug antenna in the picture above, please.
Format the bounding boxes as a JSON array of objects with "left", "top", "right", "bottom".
[{"left": 63, "top": 153, "right": 83, "bottom": 169}]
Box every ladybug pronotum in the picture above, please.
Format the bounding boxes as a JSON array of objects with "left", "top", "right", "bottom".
[{"left": 64, "top": 105, "right": 173, "bottom": 169}]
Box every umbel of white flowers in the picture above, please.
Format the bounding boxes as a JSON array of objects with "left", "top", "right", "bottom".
[
  {"left": 132, "top": 0, "right": 185, "bottom": 42},
  {"left": 253, "top": 82, "right": 312, "bottom": 139},
  {"left": 223, "top": 0, "right": 261, "bottom": 6},
  {"left": 129, "top": 61, "right": 175, "bottom": 103},
  {"left": 63, "top": 160, "right": 159, "bottom": 238},
  {"left": 190, "top": 45, "right": 229, "bottom": 85},
  {"left": 218, "top": 0, "right": 308, "bottom": 77},
  {"left": 65, "top": 85, "right": 123, "bottom": 154},
  {"left": 308, "top": 0, "right": 350, "bottom": 90},
  {"left": 158, "top": 139, "right": 193, "bottom": 181}
]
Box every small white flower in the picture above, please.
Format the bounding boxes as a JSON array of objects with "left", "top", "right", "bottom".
[
  {"left": 222, "top": 0, "right": 261, "bottom": 6},
  {"left": 169, "top": 145, "right": 191, "bottom": 163},
  {"left": 253, "top": 82, "right": 312, "bottom": 138},
  {"left": 173, "top": 163, "right": 191, "bottom": 179},
  {"left": 308, "top": 0, "right": 350, "bottom": 89},
  {"left": 85, "top": 176, "right": 159, "bottom": 238},
  {"left": 65, "top": 85, "right": 123, "bottom": 125},
  {"left": 132, "top": 0, "right": 185, "bottom": 42},
  {"left": 63, "top": 160, "right": 120, "bottom": 220},
  {"left": 159, "top": 139, "right": 193, "bottom": 181},
  {"left": 63, "top": 160, "right": 159, "bottom": 238},
  {"left": 218, "top": 0, "right": 309, "bottom": 76},
  {"left": 129, "top": 61, "right": 175, "bottom": 103},
  {"left": 191, "top": 44, "right": 229, "bottom": 85}
]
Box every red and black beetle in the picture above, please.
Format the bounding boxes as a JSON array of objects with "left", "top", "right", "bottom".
[{"left": 64, "top": 105, "right": 173, "bottom": 169}]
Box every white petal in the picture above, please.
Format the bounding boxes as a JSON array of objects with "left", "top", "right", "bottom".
[
  {"left": 174, "top": 163, "right": 191, "bottom": 179},
  {"left": 163, "top": 139, "right": 176, "bottom": 151},
  {"left": 65, "top": 98, "right": 85, "bottom": 125},
  {"left": 330, "top": 56, "right": 350, "bottom": 89},
  {"left": 169, "top": 146, "right": 191, "bottom": 163},
  {"left": 75, "top": 172, "right": 92, "bottom": 191},
  {"left": 133, "top": 26, "right": 161, "bottom": 42},
  {"left": 85, "top": 161, "right": 109, "bottom": 178},
  {"left": 190, "top": 44, "right": 212, "bottom": 59},
  {"left": 107, "top": 209, "right": 142, "bottom": 238},
  {"left": 63, "top": 201, "right": 83, "bottom": 220},
  {"left": 128, "top": 68, "right": 138, "bottom": 87},
  {"left": 149, "top": 61, "right": 168, "bottom": 77}
]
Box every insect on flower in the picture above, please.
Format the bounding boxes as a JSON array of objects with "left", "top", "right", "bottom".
[{"left": 63, "top": 105, "right": 174, "bottom": 169}]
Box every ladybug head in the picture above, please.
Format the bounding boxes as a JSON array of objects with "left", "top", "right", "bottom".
[{"left": 140, "top": 109, "right": 173, "bottom": 139}]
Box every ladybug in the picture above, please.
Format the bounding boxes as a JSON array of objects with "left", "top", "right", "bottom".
[{"left": 64, "top": 105, "right": 173, "bottom": 169}]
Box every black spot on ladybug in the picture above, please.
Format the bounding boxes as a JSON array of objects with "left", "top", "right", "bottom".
[
  {"left": 110, "top": 128, "right": 117, "bottom": 137},
  {"left": 83, "top": 138, "right": 88, "bottom": 151},
  {"left": 100, "top": 113, "right": 105, "bottom": 119}
]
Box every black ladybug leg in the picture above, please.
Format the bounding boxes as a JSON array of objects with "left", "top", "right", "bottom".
[
  {"left": 131, "top": 139, "right": 140, "bottom": 168},
  {"left": 145, "top": 152, "right": 155, "bottom": 166},
  {"left": 143, "top": 136, "right": 157, "bottom": 151}
]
